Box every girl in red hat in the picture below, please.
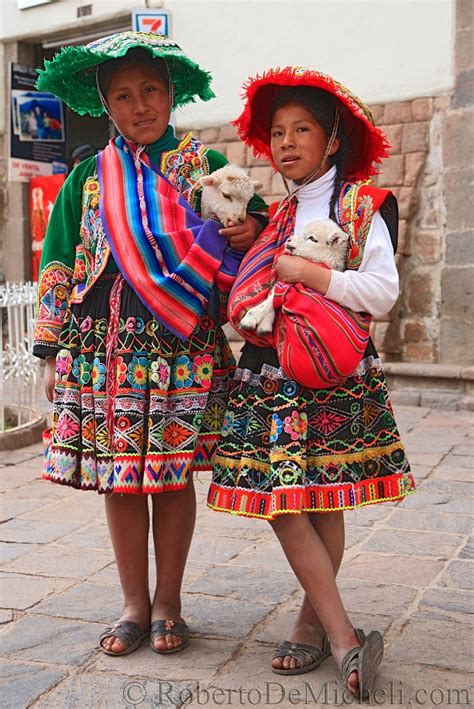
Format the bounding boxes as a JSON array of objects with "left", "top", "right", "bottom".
[{"left": 208, "top": 67, "right": 415, "bottom": 699}]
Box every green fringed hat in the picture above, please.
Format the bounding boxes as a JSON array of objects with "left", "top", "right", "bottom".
[{"left": 36, "top": 31, "right": 215, "bottom": 116}]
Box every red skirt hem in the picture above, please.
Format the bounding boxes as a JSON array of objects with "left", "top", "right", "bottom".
[{"left": 207, "top": 472, "right": 415, "bottom": 520}]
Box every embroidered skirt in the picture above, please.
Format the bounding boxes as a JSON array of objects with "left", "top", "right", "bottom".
[
  {"left": 44, "top": 275, "right": 235, "bottom": 494},
  {"left": 207, "top": 343, "right": 414, "bottom": 519}
]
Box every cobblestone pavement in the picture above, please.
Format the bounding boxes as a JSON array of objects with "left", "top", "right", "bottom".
[{"left": 0, "top": 405, "right": 473, "bottom": 708}]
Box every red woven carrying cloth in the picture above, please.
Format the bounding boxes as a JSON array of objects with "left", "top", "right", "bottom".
[{"left": 228, "top": 182, "right": 393, "bottom": 389}]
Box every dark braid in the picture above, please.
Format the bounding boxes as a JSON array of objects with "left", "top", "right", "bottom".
[
  {"left": 269, "top": 87, "right": 348, "bottom": 222},
  {"left": 328, "top": 139, "right": 347, "bottom": 222}
]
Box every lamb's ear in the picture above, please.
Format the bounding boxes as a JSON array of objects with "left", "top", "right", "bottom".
[
  {"left": 328, "top": 229, "right": 348, "bottom": 246},
  {"left": 200, "top": 175, "right": 219, "bottom": 187},
  {"left": 251, "top": 180, "right": 262, "bottom": 189}
]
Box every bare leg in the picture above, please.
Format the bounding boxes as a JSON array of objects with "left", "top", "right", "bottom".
[
  {"left": 272, "top": 511, "right": 345, "bottom": 671},
  {"left": 150, "top": 475, "right": 196, "bottom": 651},
  {"left": 270, "top": 513, "right": 360, "bottom": 693},
  {"left": 102, "top": 494, "right": 151, "bottom": 653}
]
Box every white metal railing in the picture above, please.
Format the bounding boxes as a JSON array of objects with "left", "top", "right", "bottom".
[{"left": 0, "top": 282, "right": 42, "bottom": 435}]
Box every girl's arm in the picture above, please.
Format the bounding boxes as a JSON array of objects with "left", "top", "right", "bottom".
[
  {"left": 275, "top": 211, "right": 399, "bottom": 319},
  {"left": 219, "top": 215, "right": 263, "bottom": 251},
  {"left": 44, "top": 357, "right": 56, "bottom": 402},
  {"left": 275, "top": 253, "right": 332, "bottom": 294}
]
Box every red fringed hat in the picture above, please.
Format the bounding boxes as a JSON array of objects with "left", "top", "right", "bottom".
[{"left": 233, "top": 66, "right": 390, "bottom": 182}]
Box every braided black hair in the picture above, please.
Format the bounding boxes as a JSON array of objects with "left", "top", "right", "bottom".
[{"left": 269, "top": 87, "right": 347, "bottom": 221}]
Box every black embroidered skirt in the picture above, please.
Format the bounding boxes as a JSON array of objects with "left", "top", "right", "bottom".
[{"left": 208, "top": 343, "right": 414, "bottom": 519}]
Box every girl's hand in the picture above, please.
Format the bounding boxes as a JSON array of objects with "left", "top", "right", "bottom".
[
  {"left": 44, "top": 356, "right": 56, "bottom": 403},
  {"left": 219, "top": 215, "right": 262, "bottom": 251},
  {"left": 275, "top": 254, "right": 332, "bottom": 295}
]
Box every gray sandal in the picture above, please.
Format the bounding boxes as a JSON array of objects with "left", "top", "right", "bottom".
[
  {"left": 341, "top": 629, "right": 384, "bottom": 701},
  {"left": 272, "top": 634, "right": 331, "bottom": 675},
  {"left": 99, "top": 620, "right": 148, "bottom": 656},
  {"left": 150, "top": 618, "right": 190, "bottom": 654}
]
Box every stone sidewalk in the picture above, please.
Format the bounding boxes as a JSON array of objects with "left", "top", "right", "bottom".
[{"left": 0, "top": 405, "right": 472, "bottom": 708}]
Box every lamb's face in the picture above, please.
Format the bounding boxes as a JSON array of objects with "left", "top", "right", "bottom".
[
  {"left": 218, "top": 176, "right": 255, "bottom": 225},
  {"left": 285, "top": 219, "right": 349, "bottom": 271},
  {"left": 200, "top": 166, "right": 260, "bottom": 227}
]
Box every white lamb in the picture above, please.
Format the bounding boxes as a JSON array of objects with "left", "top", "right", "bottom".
[
  {"left": 200, "top": 164, "right": 261, "bottom": 227},
  {"left": 240, "top": 218, "right": 349, "bottom": 335}
]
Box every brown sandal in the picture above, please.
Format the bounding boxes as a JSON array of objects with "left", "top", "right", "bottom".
[
  {"left": 150, "top": 618, "right": 190, "bottom": 654},
  {"left": 341, "top": 629, "right": 384, "bottom": 701},
  {"left": 272, "top": 634, "right": 331, "bottom": 675},
  {"left": 99, "top": 621, "right": 148, "bottom": 656}
]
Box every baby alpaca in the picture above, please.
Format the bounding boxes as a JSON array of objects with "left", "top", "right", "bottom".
[
  {"left": 285, "top": 218, "right": 349, "bottom": 272},
  {"left": 200, "top": 164, "right": 261, "bottom": 227},
  {"left": 241, "top": 218, "right": 349, "bottom": 335}
]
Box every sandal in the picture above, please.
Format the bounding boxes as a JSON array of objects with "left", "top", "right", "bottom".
[
  {"left": 271, "top": 627, "right": 365, "bottom": 677},
  {"left": 272, "top": 634, "right": 331, "bottom": 676},
  {"left": 99, "top": 620, "right": 148, "bottom": 656},
  {"left": 150, "top": 618, "right": 190, "bottom": 654},
  {"left": 341, "top": 629, "right": 384, "bottom": 701}
]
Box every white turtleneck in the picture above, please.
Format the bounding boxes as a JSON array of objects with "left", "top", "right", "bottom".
[{"left": 291, "top": 166, "right": 399, "bottom": 319}]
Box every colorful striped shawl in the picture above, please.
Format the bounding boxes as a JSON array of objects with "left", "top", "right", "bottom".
[{"left": 97, "top": 136, "right": 239, "bottom": 340}]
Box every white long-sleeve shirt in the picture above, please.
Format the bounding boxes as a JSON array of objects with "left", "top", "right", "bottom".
[{"left": 292, "top": 166, "right": 399, "bottom": 319}]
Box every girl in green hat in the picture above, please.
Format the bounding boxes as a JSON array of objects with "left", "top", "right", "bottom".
[{"left": 33, "top": 31, "right": 267, "bottom": 657}]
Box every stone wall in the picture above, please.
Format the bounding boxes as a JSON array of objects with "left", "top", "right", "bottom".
[
  {"left": 439, "top": 0, "right": 474, "bottom": 365},
  {"left": 191, "top": 84, "right": 472, "bottom": 368},
  {"left": 373, "top": 95, "right": 449, "bottom": 364}
]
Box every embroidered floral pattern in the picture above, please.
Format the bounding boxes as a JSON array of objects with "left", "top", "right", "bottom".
[
  {"left": 203, "top": 401, "right": 226, "bottom": 432},
  {"left": 209, "top": 357, "right": 414, "bottom": 519},
  {"left": 173, "top": 355, "right": 194, "bottom": 389},
  {"left": 270, "top": 413, "right": 283, "bottom": 443},
  {"left": 127, "top": 355, "right": 148, "bottom": 390},
  {"left": 160, "top": 133, "right": 209, "bottom": 211},
  {"left": 116, "top": 356, "right": 128, "bottom": 386},
  {"left": 55, "top": 413, "right": 80, "bottom": 441},
  {"left": 283, "top": 411, "right": 308, "bottom": 441},
  {"left": 149, "top": 357, "right": 171, "bottom": 388},
  {"left": 72, "top": 354, "right": 91, "bottom": 385},
  {"left": 221, "top": 411, "right": 235, "bottom": 436},
  {"left": 92, "top": 357, "right": 106, "bottom": 391},
  {"left": 34, "top": 263, "right": 74, "bottom": 348},
  {"left": 55, "top": 349, "right": 72, "bottom": 380},
  {"left": 193, "top": 353, "right": 213, "bottom": 389},
  {"left": 313, "top": 410, "right": 348, "bottom": 436},
  {"left": 163, "top": 421, "right": 193, "bottom": 447},
  {"left": 82, "top": 417, "right": 96, "bottom": 443}
]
